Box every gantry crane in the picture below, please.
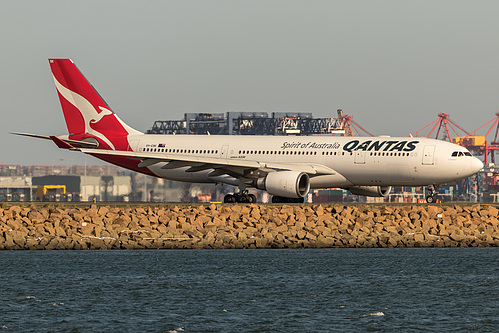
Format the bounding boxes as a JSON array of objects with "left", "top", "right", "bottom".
[
  {"left": 335, "top": 109, "right": 374, "bottom": 137},
  {"left": 412, "top": 113, "right": 469, "bottom": 142}
]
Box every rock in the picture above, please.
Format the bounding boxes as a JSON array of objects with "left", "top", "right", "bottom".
[
  {"left": 2, "top": 203, "right": 499, "bottom": 250},
  {"left": 27, "top": 210, "right": 45, "bottom": 223}
]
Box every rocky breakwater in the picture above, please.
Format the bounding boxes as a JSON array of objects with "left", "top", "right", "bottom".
[{"left": 1, "top": 204, "right": 499, "bottom": 250}]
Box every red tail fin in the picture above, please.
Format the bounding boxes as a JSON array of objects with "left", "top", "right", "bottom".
[{"left": 49, "top": 59, "right": 141, "bottom": 151}]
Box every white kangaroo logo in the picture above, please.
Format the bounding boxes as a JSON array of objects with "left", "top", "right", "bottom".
[{"left": 53, "top": 75, "right": 117, "bottom": 149}]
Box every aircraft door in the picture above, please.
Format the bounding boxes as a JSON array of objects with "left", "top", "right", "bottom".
[
  {"left": 220, "top": 145, "right": 229, "bottom": 160},
  {"left": 422, "top": 145, "right": 435, "bottom": 165},
  {"left": 354, "top": 150, "right": 366, "bottom": 164}
]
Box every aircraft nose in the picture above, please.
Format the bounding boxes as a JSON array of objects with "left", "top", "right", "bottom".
[{"left": 470, "top": 157, "right": 484, "bottom": 174}]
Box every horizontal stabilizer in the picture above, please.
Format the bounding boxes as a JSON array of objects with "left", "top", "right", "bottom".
[
  {"left": 10, "top": 132, "right": 51, "bottom": 140},
  {"left": 11, "top": 132, "right": 98, "bottom": 148},
  {"left": 50, "top": 136, "right": 75, "bottom": 149}
]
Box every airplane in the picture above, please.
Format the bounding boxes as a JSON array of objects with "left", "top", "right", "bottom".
[{"left": 13, "top": 59, "right": 483, "bottom": 204}]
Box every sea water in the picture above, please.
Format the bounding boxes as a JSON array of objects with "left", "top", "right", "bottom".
[{"left": 1, "top": 248, "right": 498, "bottom": 332}]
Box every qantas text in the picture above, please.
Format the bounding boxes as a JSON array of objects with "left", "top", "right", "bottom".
[{"left": 342, "top": 140, "right": 419, "bottom": 152}]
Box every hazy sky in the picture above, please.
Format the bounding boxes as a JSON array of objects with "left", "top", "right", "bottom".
[{"left": 2, "top": 0, "right": 499, "bottom": 165}]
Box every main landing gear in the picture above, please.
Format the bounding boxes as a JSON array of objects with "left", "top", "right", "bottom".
[
  {"left": 271, "top": 196, "right": 305, "bottom": 203},
  {"left": 426, "top": 185, "right": 438, "bottom": 203},
  {"left": 224, "top": 192, "right": 257, "bottom": 203}
]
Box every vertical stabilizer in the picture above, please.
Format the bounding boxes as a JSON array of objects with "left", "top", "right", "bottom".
[{"left": 49, "top": 59, "right": 141, "bottom": 151}]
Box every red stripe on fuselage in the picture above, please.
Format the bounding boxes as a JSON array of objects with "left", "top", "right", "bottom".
[{"left": 89, "top": 153, "right": 157, "bottom": 177}]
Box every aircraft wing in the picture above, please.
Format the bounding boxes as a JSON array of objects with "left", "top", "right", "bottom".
[{"left": 78, "top": 148, "right": 336, "bottom": 178}]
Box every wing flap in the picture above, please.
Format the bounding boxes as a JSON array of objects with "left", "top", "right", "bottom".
[{"left": 138, "top": 158, "right": 164, "bottom": 168}]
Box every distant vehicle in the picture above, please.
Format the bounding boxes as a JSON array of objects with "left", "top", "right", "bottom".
[
  {"left": 35, "top": 185, "right": 65, "bottom": 201},
  {"left": 13, "top": 59, "right": 483, "bottom": 203}
]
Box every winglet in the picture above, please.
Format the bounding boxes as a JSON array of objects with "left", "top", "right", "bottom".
[{"left": 50, "top": 136, "right": 76, "bottom": 149}]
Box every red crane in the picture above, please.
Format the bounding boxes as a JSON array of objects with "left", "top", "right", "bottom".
[
  {"left": 335, "top": 109, "right": 374, "bottom": 137},
  {"left": 412, "top": 113, "right": 470, "bottom": 142},
  {"left": 463, "top": 112, "right": 499, "bottom": 165}
]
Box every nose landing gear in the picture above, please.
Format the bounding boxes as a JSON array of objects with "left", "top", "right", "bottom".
[
  {"left": 425, "top": 185, "right": 438, "bottom": 203},
  {"left": 271, "top": 196, "right": 305, "bottom": 203}
]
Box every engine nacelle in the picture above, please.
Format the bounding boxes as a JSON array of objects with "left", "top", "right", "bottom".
[
  {"left": 254, "top": 171, "right": 310, "bottom": 198},
  {"left": 348, "top": 186, "right": 391, "bottom": 197}
]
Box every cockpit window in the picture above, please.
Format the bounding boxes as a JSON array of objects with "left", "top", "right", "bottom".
[{"left": 452, "top": 151, "right": 472, "bottom": 157}]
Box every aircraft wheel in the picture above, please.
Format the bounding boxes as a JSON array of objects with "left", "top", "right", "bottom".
[
  {"left": 248, "top": 194, "right": 257, "bottom": 203},
  {"left": 224, "top": 194, "right": 236, "bottom": 203},
  {"left": 272, "top": 196, "right": 305, "bottom": 203},
  {"left": 426, "top": 195, "right": 435, "bottom": 203},
  {"left": 238, "top": 194, "right": 249, "bottom": 203}
]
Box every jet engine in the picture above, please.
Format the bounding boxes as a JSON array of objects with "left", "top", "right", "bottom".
[
  {"left": 347, "top": 186, "right": 391, "bottom": 197},
  {"left": 254, "top": 171, "right": 310, "bottom": 198}
]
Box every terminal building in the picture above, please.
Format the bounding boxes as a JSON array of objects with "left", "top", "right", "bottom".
[{"left": 0, "top": 174, "right": 132, "bottom": 202}]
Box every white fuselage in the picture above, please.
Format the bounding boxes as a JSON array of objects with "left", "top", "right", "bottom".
[{"left": 124, "top": 134, "right": 483, "bottom": 188}]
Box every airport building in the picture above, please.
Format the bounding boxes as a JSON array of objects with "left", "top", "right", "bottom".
[{"left": 0, "top": 172, "right": 132, "bottom": 203}]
